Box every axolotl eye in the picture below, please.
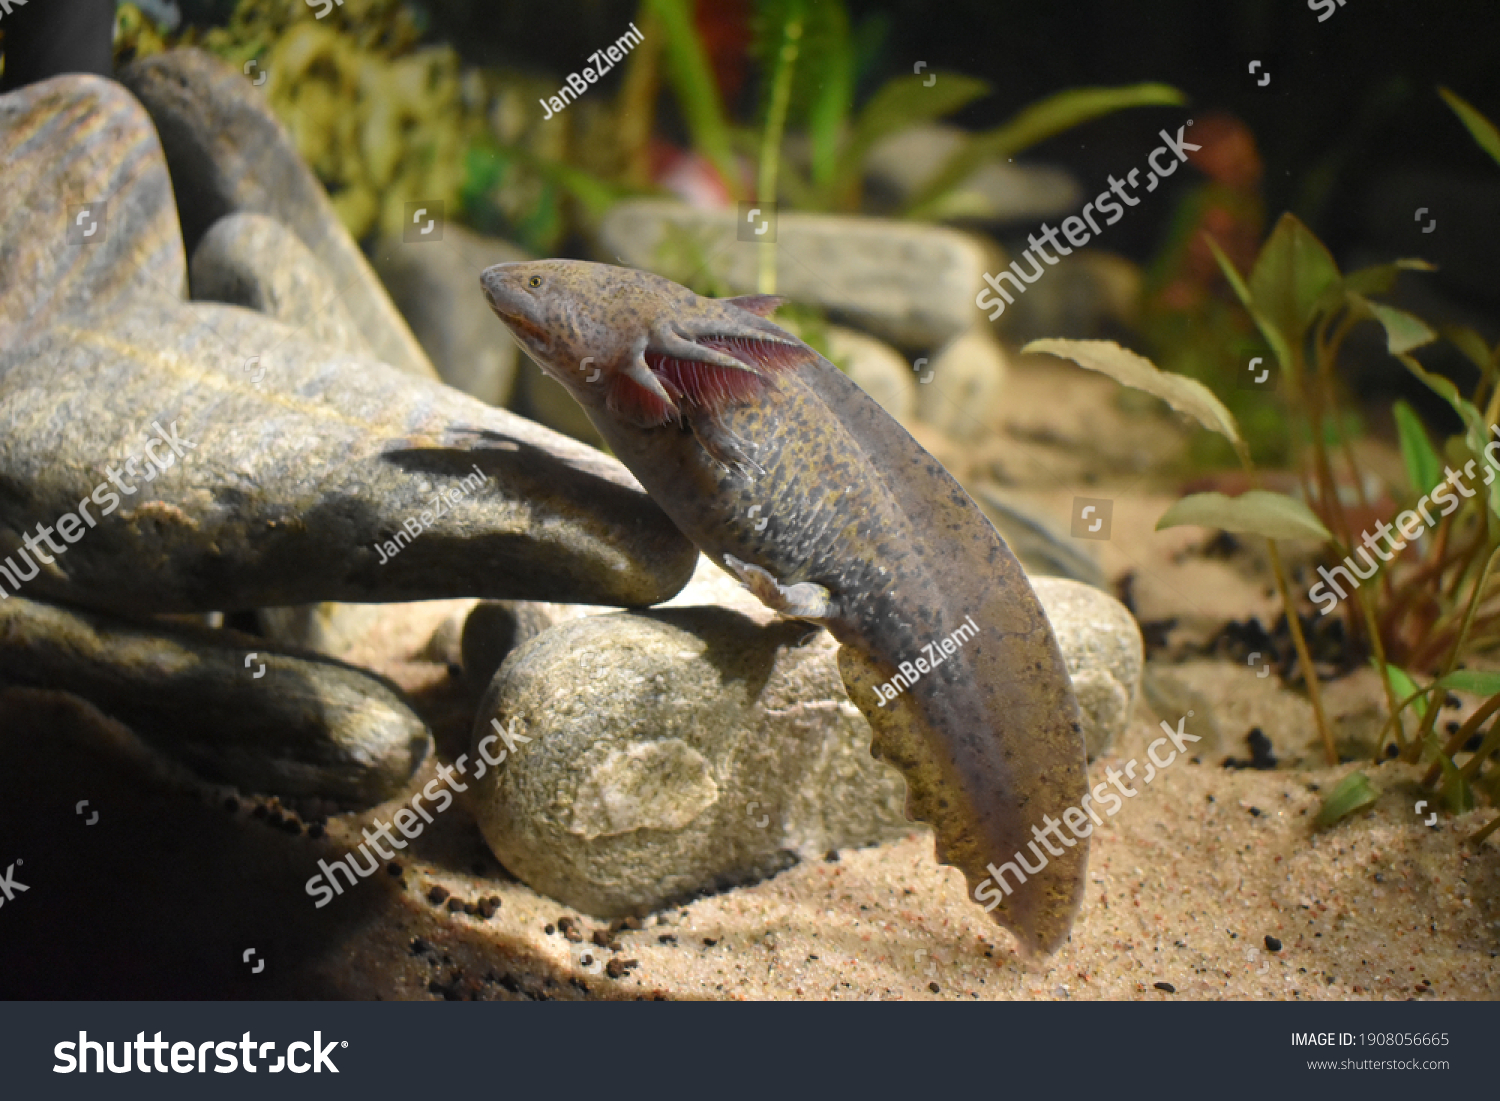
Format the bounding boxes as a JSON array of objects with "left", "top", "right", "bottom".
[{"left": 528, "top": 276, "right": 543, "bottom": 288}]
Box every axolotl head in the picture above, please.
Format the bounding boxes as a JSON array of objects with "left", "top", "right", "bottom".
[
  {"left": 480, "top": 259, "right": 811, "bottom": 428},
  {"left": 480, "top": 260, "right": 622, "bottom": 401}
]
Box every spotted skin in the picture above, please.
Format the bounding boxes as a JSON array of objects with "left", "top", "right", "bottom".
[{"left": 481, "top": 259, "right": 1088, "bottom": 954}]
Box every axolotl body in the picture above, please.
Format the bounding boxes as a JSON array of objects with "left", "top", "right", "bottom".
[{"left": 481, "top": 259, "right": 1088, "bottom": 954}]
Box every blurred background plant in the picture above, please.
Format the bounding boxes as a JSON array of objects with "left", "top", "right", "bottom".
[{"left": 110, "top": 0, "right": 1182, "bottom": 261}]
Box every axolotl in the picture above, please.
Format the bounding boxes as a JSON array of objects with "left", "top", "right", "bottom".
[{"left": 481, "top": 259, "right": 1089, "bottom": 954}]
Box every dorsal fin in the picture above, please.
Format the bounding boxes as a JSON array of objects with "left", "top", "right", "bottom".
[{"left": 721, "top": 294, "right": 787, "bottom": 318}]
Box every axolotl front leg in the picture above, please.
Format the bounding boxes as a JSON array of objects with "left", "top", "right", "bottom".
[{"left": 723, "top": 554, "right": 837, "bottom": 621}]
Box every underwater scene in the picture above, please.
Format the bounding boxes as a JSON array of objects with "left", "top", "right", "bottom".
[{"left": 1, "top": 0, "right": 1498, "bottom": 1031}]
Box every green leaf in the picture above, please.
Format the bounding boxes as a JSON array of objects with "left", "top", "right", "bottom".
[
  {"left": 1022, "top": 338, "right": 1243, "bottom": 452},
  {"left": 490, "top": 144, "right": 633, "bottom": 221},
  {"left": 1206, "top": 234, "right": 1294, "bottom": 374},
  {"left": 1247, "top": 213, "right": 1342, "bottom": 363},
  {"left": 904, "top": 82, "right": 1186, "bottom": 218},
  {"left": 1436, "top": 669, "right": 1500, "bottom": 697},
  {"left": 1393, "top": 350, "right": 1500, "bottom": 515},
  {"left": 1155, "top": 490, "right": 1333, "bottom": 542},
  {"left": 806, "top": 18, "right": 854, "bottom": 190},
  {"left": 1439, "top": 87, "right": 1500, "bottom": 170},
  {"left": 1340, "top": 258, "right": 1436, "bottom": 299},
  {"left": 1423, "top": 733, "right": 1476, "bottom": 814},
  {"left": 1359, "top": 298, "right": 1437, "bottom": 355},
  {"left": 1396, "top": 350, "right": 1483, "bottom": 432},
  {"left": 1315, "top": 771, "right": 1380, "bottom": 829},
  {"left": 830, "top": 73, "right": 990, "bottom": 200},
  {"left": 1393, "top": 400, "right": 1443, "bottom": 497},
  {"left": 1384, "top": 663, "right": 1426, "bottom": 720}
]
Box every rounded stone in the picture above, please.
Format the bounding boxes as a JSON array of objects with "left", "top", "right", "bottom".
[
  {"left": 468, "top": 608, "right": 910, "bottom": 917},
  {"left": 1030, "top": 576, "right": 1143, "bottom": 759}
]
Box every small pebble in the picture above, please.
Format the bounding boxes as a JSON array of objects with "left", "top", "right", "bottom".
[
  {"left": 1154, "top": 982, "right": 1176, "bottom": 993},
  {"left": 427, "top": 886, "right": 450, "bottom": 906},
  {"left": 928, "top": 982, "right": 941, "bottom": 994},
  {"left": 446, "top": 897, "right": 465, "bottom": 913},
  {"left": 1265, "top": 935, "right": 1282, "bottom": 952},
  {"left": 386, "top": 862, "right": 402, "bottom": 877}
]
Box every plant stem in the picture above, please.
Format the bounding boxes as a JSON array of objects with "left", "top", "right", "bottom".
[
  {"left": 1470, "top": 812, "right": 1500, "bottom": 845},
  {"left": 1357, "top": 587, "right": 1404, "bottom": 760},
  {"left": 1424, "top": 689, "right": 1500, "bottom": 784},
  {"left": 617, "top": 4, "right": 663, "bottom": 189},
  {"left": 1267, "top": 539, "right": 1338, "bottom": 764},
  {"left": 1457, "top": 713, "right": 1500, "bottom": 782},
  {"left": 756, "top": 3, "right": 802, "bottom": 295}
]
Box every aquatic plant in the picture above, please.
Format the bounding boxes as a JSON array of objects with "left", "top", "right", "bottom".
[
  {"left": 1037, "top": 87, "right": 1500, "bottom": 843},
  {"left": 648, "top": 0, "right": 1186, "bottom": 222}
]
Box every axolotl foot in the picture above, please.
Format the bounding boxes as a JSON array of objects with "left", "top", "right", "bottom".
[{"left": 723, "top": 554, "right": 836, "bottom": 621}]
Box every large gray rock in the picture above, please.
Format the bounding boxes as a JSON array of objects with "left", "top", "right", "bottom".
[
  {"left": 118, "top": 48, "right": 438, "bottom": 381},
  {"left": 468, "top": 608, "right": 911, "bottom": 917},
  {"left": 190, "top": 211, "right": 368, "bottom": 355},
  {"left": 189, "top": 211, "right": 448, "bottom": 655},
  {"left": 0, "top": 594, "right": 427, "bottom": 806},
  {"left": 0, "top": 74, "right": 697, "bottom": 616},
  {"left": 372, "top": 225, "right": 528, "bottom": 406},
  {"left": 599, "top": 199, "right": 988, "bottom": 349},
  {"left": 1030, "top": 576, "right": 1142, "bottom": 759}
]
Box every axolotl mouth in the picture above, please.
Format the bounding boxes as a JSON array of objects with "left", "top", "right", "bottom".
[{"left": 490, "top": 307, "right": 552, "bottom": 348}]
